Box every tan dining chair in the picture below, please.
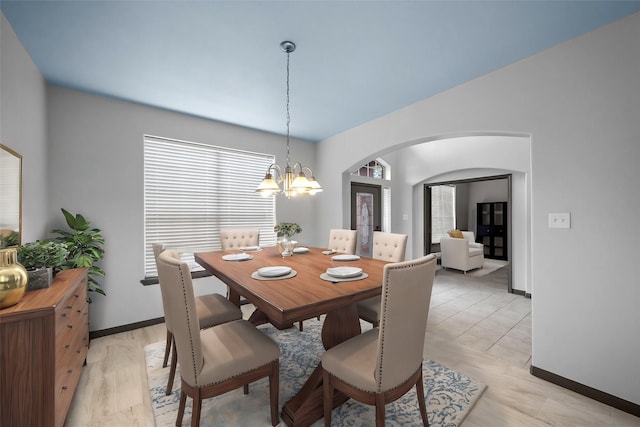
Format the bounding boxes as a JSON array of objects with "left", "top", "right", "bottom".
[
  {"left": 157, "top": 250, "right": 280, "bottom": 427},
  {"left": 356, "top": 231, "right": 408, "bottom": 327},
  {"left": 218, "top": 229, "right": 259, "bottom": 304},
  {"left": 152, "top": 243, "right": 242, "bottom": 395},
  {"left": 322, "top": 254, "right": 437, "bottom": 427},
  {"left": 219, "top": 228, "right": 260, "bottom": 250},
  {"left": 327, "top": 228, "right": 358, "bottom": 254},
  {"left": 297, "top": 228, "right": 358, "bottom": 332}
]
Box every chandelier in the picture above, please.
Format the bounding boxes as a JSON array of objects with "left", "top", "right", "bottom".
[{"left": 256, "top": 41, "right": 322, "bottom": 198}]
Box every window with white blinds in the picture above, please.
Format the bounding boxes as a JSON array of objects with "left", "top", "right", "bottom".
[
  {"left": 143, "top": 135, "right": 276, "bottom": 277},
  {"left": 431, "top": 185, "right": 456, "bottom": 244}
]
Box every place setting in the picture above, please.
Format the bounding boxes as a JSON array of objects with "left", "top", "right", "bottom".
[
  {"left": 331, "top": 253, "right": 360, "bottom": 261},
  {"left": 221, "top": 252, "right": 253, "bottom": 261},
  {"left": 320, "top": 266, "right": 368, "bottom": 282},
  {"left": 251, "top": 265, "right": 297, "bottom": 280},
  {"left": 239, "top": 245, "right": 261, "bottom": 252}
]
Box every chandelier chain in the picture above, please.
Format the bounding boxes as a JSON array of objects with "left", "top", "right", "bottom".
[{"left": 285, "top": 48, "right": 291, "bottom": 166}]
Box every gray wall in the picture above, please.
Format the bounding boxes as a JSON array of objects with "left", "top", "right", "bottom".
[
  {"left": 0, "top": 13, "right": 49, "bottom": 241},
  {"left": 45, "top": 86, "right": 319, "bottom": 331},
  {"left": 315, "top": 12, "right": 640, "bottom": 405}
]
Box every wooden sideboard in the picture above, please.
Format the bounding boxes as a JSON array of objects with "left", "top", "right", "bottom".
[{"left": 0, "top": 268, "right": 89, "bottom": 427}]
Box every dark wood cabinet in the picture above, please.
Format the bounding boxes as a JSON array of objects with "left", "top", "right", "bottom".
[
  {"left": 0, "top": 268, "right": 89, "bottom": 427},
  {"left": 476, "top": 202, "right": 508, "bottom": 260}
]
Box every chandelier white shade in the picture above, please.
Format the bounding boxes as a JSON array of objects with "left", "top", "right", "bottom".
[{"left": 256, "top": 41, "right": 322, "bottom": 198}]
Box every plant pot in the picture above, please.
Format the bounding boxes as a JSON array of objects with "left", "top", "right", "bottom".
[{"left": 26, "top": 267, "right": 53, "bottom": 291}]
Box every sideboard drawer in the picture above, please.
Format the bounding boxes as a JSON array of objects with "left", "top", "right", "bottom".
[{"left": 0, "top": 268, "right": 89, "bottom": 427}]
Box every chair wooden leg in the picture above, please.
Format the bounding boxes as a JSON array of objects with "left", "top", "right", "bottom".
[
  {"left": 191, "top": 388, "right": 202, "bottom": 427},
  {"left": 176, "top": 390, "right": 187, "bottom": 426},
  {"left": 163, "top": 330, "right": 172, "bottom": 368},
  {"left": 244, "top": 384, "right": 249, "bottom": 394},
  {"left": 299, "top": 321, "right": 304, "bottom": 331},
  {"left": 269, "top": 361, "right": 280, "bottom": 426},
  {"left": 375, "top": 393, "right": 386, "bottom": 427},
  {"left": 415, "top": 370, "right": 429, "bottom": 427},
  {"left": 166, "top": 337, "right": 177, "bottom": 395},
  {"left": 323, "top": 369, "right": 333, "bottom": 427}
]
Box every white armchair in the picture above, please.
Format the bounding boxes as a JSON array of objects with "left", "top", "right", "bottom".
[{"left": 440, "top": 231, "right": 484, "bottom": 273}]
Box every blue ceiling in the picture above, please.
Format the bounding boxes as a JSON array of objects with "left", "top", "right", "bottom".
[{"left": 2, "top": 1, "right": 640, "bottom": 142}]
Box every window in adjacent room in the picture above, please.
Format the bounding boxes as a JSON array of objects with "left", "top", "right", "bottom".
[
  {"left": 352, "top": 160, "right": 387, "bottom": 179},
  {"left": 431, "top": 184, "right": 456, "bottom": 244},
  {"left": 143, "top": 135, "right": 276, "bottom": 277}
]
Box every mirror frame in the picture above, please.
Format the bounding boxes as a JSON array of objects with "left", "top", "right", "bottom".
[{"left": 0, "top": 144, "right": 22, "bottom": 248}]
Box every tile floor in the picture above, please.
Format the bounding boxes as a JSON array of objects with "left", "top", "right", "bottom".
[{"left": 66, "top": 265, "right": 639, "bottom": 426}]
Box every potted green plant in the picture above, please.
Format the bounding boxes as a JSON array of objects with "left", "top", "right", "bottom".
[
  {"left": 274, "top": 222, "right": 302, "bottom": 238},
  {"left": 17, "top": 240, "right": 69, "bottom": 290},
  {"left": 51, "top": 208, "right": 106, "bottom": 298}
]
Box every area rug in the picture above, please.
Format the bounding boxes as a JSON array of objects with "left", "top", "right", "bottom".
[
  {"left": 464, "top": 259, "right": 508, "bottom": 277},
  {"left": 145, "top": 318, "right": 486, "bottom": 427}
]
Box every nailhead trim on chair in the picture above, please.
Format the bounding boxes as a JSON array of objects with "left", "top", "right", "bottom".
[
  {"left": 199, "top": 361, "right": 275, "bottom": 387},
  {"left": 376, "top": 270, "right": 391, "bottom": 392},
  {"left": 376, "top": 260, "right": 420, "bottom": 392},
  {"left": 177, "top": 263, "right": 201, "bottom": 386}
]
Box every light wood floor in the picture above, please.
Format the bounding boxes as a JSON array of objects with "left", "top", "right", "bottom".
[{"left": 66, "top": 265, "right": 639, "bottom": 426}]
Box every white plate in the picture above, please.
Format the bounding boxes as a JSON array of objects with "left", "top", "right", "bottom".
[
  {"left": 257, "top": 266, "right": 292, "bottom": 277},
  {"left": 240, "top": 246, "right": 261, "bottom": 251},
  {"left": 222, "top": 253, "right": 253, "bottom": 261},
  {"left": 293, "top": 247, "right": 309, "bottom": 254},
  {"left": 331, "top": 254, "right": 361, "bottom": 261},
  {"left": 326, "top": 266, "right": 363, "bottom": 278}
]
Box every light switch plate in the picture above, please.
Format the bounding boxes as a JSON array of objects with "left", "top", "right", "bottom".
[{"left": 548, "top": 212, "right": 571, "bottom": 229}]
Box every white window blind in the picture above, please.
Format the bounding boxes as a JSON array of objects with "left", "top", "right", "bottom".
[
  {"left": 431, "top": 185, "right": 456, "bottom": 244},
  {"left": 144, "top": 135, "right": 276, "bottom": 277}
]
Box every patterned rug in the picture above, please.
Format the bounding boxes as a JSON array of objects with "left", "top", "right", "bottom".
[{"left": 145, "top": 318, "right": 486, "bottom": 426}]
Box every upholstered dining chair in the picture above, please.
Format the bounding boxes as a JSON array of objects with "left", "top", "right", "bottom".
[
  {"left": 327, "top": 228, "right": 358, "bottom": 254},
  {"left": 152, "top": 243, "right": 242, "bottom": 395},
  {"left": 218, "top": 229, "right": 260, "bottom": 304},
  {"left": 298, "top": 228, "right": 359, "bottom": 332},
  {"left": 322, "top": 254, "right": 437, "bottom": 427},
  {"left": 219, "top": 228, "right": 260, "bottom": 250},
  {"left": 157, "top": 250, "right": 280, "bottom": 427},
  {"left": 356, "top": 231, "right": 408, "bottom": 327}
]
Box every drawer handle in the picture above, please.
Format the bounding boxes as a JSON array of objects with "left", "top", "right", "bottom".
[
  {"left": 64, "top": 344, "right": 70, "bottom": 349},
  {"left": 61, "top": 313, "right": 67, "bottom": 318},
  {"left": 66, "top": 305, "right": 73, "bottom": 309},
  {"left": 62, "top": 385, "right": 68, "bottom": 390},
  {"left": 67, "top": 325, "right": 73, "bottom": 329},
  {"left": 86, "top": 298, "right": 91, "bottom": 303},
  {"left": 68, "top": 369, "right": 73, "bottom": 373}
]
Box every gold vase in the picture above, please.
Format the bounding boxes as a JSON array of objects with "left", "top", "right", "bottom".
[{"left": 0, "top": 248, "right": 28, "bottom": 309}]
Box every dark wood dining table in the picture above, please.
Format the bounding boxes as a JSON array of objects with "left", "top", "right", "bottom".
[{"left": 195, "top": 246, "right": 388, "bottom": 427}]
